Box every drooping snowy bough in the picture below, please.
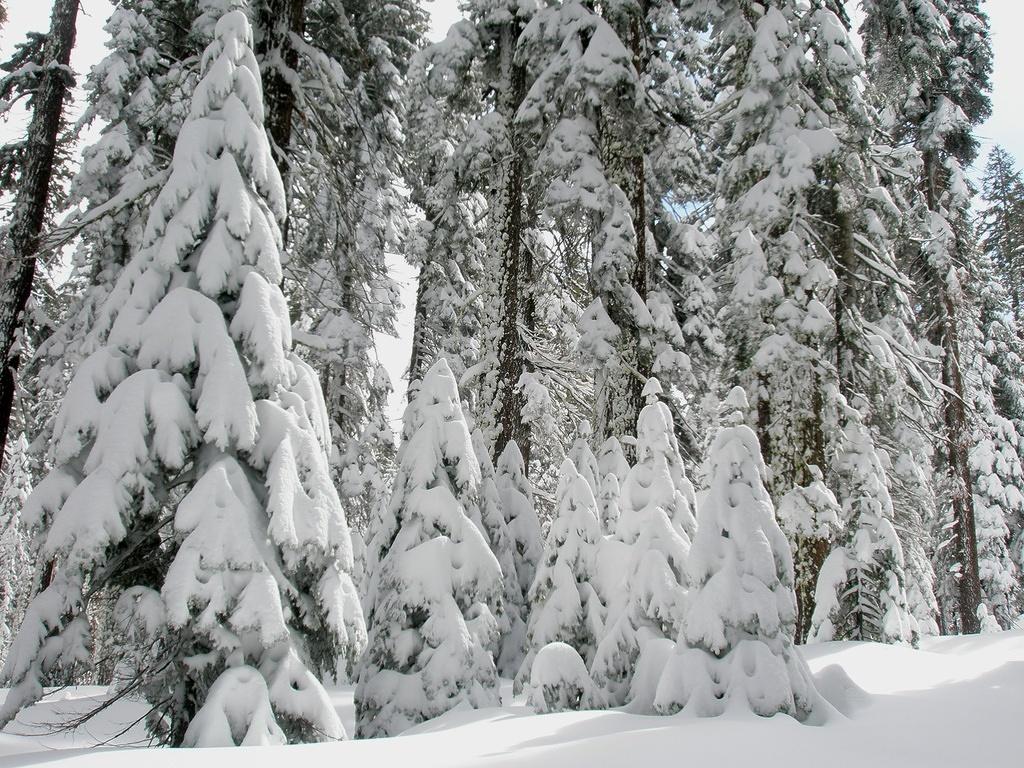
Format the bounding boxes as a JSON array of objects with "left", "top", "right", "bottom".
[
  {"left": 355, "top": 358, "right": 502, "bottom": 738},
  {"left": 654, "top": 388, "right": 825, "bottom": 722},
  {"left": 0, "top": 6, "right": 365, "bottom": 746}
]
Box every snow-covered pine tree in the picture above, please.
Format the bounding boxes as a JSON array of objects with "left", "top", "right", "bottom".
[
  {"left": 515, "top": 0, "right": 702, "bottom": 453},
  {"left": 0, "top": 434, "right": 32, "bottom": 668},
  {"left": 515, "top": 457, "right": 604, "bottom": 693},
  {"left": 809, "top": 400, "right": 918, "bottom": 644},
  {"left": 0, "top": 7, "right": 365, "bottom": 745},
  {"left": 34, "top": 0, "right": 172, "bottom": 402},
  {"left": 685, "top": 0, "right": 922, "bottom": 641},
  {"left": 261, "top": 0, "right": 422, "bottom": 522},
  {"left": 691, "top": 0, "right": 840, "bottom": 640},
  {"left": 966, "top": 270, "right": 1024, "bottom": 627},
  {"left": 980, "top": 146, "right": 1024, "bottom": 325},
  {"left": 654, "top": 387, "right": 823, "bottom": 721},
  {"left": 454, "top": 0, "right": 545, "bottom": 467},
  {"left": 471, "top": 428, "right": 527, "bottom": 676},
  {"left": 496, "top": 438, "right": 543, "bottom": 611},
  {"left": 355, "top": 358, "right": 501, "bottom": 738},
  {"left": 403, "top": 19, "right": 489, "bottom": 391},
  {"left": 861, "top": 0, "right": 994, "bottom": 633},
  {"left": 591, "top": 378, "right": 693, "bottom": 707}
]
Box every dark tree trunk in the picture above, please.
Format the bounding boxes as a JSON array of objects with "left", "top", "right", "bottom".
[
  {"left": 923, "top": 149, "right": 982, "bottom": 634},
  {"left": 0, "top": 0, "right": 79, "bottom": 471},
  {"left": 492, "top": 23, "right": 531, "bottom": 468},
  {"left": 254, "top": 0, "right": 305, "bottom": 244},
  {"left": 596, "top": 6, "right": 650, "bottom": 452},
  {"left": 407, "top": 263, "right": 431, "bottom": 398}
]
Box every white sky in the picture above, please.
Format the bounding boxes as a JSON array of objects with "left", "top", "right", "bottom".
[{"left": 1, "top": 0, "right": 1021, "bottom": 424}]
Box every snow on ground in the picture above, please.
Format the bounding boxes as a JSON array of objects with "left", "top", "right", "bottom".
[{"left": 1, "top": 632, "right": 1022, "bottom": 767}]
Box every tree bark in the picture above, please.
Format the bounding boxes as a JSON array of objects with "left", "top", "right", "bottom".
[
  {"left": 596, "top": 6, "right": 650, "bottom": 451},
  {"left": 0, "top": 0, "right": 79, "bottom": 470},
  {"left": 407, "top": 262, "right": 431, "bottom": 398},
  {"left": 492, "top": 23, "right": 531, "bottom": 468},
  {"left": 923, "top": 148, "right": 982, "bottom": 634},
  {"left": 254, "top": 0, "right": 305, "bottom": 244}
]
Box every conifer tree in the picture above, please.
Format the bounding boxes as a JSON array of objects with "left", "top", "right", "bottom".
[
  {"left": 809, "top": 402, "right": 917, "bottom": 644},
  {"left": 654, "top": 388, "right": 823, "bottom": 721},
  {"left": 471, "top": 428, "right": 527, "bottom": 676},
  {"left": 496, "top": 439, "right": 543, "bottom": 608},
  {"left": 965, "top": 272, "right": 1024, "bottom": 627},
  {"left": 596, "top": 435, "right": 629, "bottom": 534},
  {"left": 355, "top": 359, "right": 501, "bottom": 738},
  {"left": 525, "top": 641, "right": 605, "bottom": 714},
  {"left": 34, "top": 0, "right": 179, "bottom": 421},
  {"left": 980, "top": 146, "right": 1024, "bottom": 323},
  {"left": 592, "top": 379, "right": 693, "bottom": 706},
  {"left": 0, "top": 7, "right": 365, "bottom": 744},
  {"left": 515, "top": 458, "right": 604, "bottom": 693},
  {"left": 861, "top": 0, "right": 993, "bottom": 632},
  {"left": 258, "top": 0, "right": 423, "bottom": 518},
  {"left": 515, "top": 0, "right": 703, "bottom": 451}
]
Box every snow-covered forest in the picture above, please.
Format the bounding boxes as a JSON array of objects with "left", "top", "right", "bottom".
[{"left": 0, "top": 0, "right": 1023, "bottom": 762}]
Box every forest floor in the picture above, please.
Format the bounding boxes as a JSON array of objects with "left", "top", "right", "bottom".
[{"left": 1, "top": 630, "right": 1022, "bottom": 767}]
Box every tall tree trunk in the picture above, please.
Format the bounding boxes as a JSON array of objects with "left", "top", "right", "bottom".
[
  {"left": 0, "top": 0, "right": 79, "bottom": 470},
  {"left": 492, "top": 23, "right": 531, "bottom": 467},
  {"left": 596, "top": 5, "right": 650, "bottom": 452},
  {"left": 407, "top": 263, "right": 431, "bottom": 398},
  {"left": 255, "top": 0, "right": 305, "bottom": 244},
  {"left": 923, "top": 148, "right": 982, "bottom": 634}
]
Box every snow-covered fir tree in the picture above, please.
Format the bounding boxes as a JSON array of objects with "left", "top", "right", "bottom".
[
  {"left": 0, "top": 0, "right": 80, "bottom": 464},
  {"left": 515, "top": 457, "right": 604, "bottom": 693},
  {"left": 809, "top": 400, "right": 918, "bottom": 644},
  {"left": 515, "top": 0, "right": 702, "bottom": 451},
  {"left": 0, "top": 7, "right": 365, "bottom": 745},
  {"left": 34, "top": 0, "right": 175, "bottom": 401},
  {"left": 980, "top": 146, "right": 1024, "bottom": 324},
  {"left": 280, "top": 0, "right": 424, "bottom": 521},
  {"left": 654, "top": 388, "right": 824, "bottom": 721},
  {"left": 861, "top": 0, "right": 994, "bottom": 633},
  {"left": 966, "top": 271, "right": 1024, "bottom": 627},
  {"left": 471, "top": 428, "right": 527, "bottom": 676},
  {"left": 682, "top": 0, "right": 928, "bottom": 641},
  {"left": 591, "top": 378, "right": 693, "bottom": 707},
  {"left": 355, "top": 358, "right": 501, "bottom": 738},
  {"left": 496, "top": 439, "right": 544, "bottom": 611}
]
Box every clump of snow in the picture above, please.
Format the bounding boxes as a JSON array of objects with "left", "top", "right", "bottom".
[
  {"left": 526, "top": 642, "right": 605, "bottom": 714},
  {"left": 183, "top": 666, "right": 286, "bottom": 747}
]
